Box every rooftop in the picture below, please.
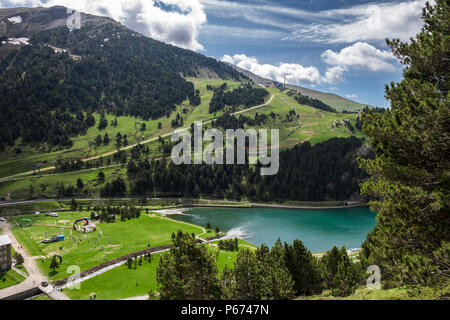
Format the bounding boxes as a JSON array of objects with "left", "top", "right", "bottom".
[{"left": 0, "top": 234, "right": 12, "bottom": 246}]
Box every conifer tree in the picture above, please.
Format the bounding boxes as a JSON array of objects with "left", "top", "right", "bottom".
[{"left": 359, "top": 0, "right": 450, "bottom": 286}]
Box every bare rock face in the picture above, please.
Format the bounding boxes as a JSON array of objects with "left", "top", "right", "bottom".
[{"left": 0, "top": 6, "right": 118, "bottom": 38}]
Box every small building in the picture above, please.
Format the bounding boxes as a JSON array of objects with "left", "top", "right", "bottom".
[{"left": 0, "top": 235, "right": 12, "bottom": 270}]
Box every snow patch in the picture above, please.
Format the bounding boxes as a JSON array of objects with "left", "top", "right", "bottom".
[
  {"left": 7, "top": 37, "right": 29, "bottom": 46},
  {"left": 7, "top": 16, "right": 22, "bottom": 24}
]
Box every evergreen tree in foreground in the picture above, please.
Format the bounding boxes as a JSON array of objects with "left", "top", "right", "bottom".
[
  {"left": 156, "top": 231, "right": 222, "bottom": 300},
  {"left": 283, "top": 240, "right": 322, "bottom": 296},
  {"left": 359, "top": 0, "right": 450, "bottom": 286}
]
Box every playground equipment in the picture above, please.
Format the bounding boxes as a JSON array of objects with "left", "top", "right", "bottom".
[
  {"left": 19, "top": 219, "right": 32, "bottom": 227},
  {"left": 73, "top": 217, "right": 97, "bottom": 233},
  {"left": 42, "top": 235, "right": 65, "bottom": 244},
  {"left": 52, "top": 254, "right": 63, "bottom": 264}
]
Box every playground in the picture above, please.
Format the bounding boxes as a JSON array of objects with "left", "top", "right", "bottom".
[{"left": 11, "top": 210, "right": 203, "bottom": 281}]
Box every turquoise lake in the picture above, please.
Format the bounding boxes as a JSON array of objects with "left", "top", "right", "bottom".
[{"left": 171, "top": 207, "right": 377, "bottom": 253}]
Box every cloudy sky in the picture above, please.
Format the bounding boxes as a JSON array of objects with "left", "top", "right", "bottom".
[{"left": 0, "top": 0, "right": 429, "bottom": 107}]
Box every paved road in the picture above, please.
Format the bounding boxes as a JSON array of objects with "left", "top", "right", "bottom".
[
  {"left": 0, "top": 94, "right": 275, "bottom": 183},
  {"left": 0, "top": 222, "right": 48, "bottom": 299}
]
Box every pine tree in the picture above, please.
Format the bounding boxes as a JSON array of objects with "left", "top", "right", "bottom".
[
  {"left": 50, "top": 255, "right": 59, "bottom": 271},
  {"left": 156, "top": 231, "right": 222, "bottom": 300},
  {"left": 331, "top": 248, "right": 361, "bottom": 297},
  {"left": 258, "top": 239, "right": 295, "bottom": 300},
  {"left": 103, "top": 133, "right": 110, "bottom": 145},
  {"left": 232, "top": 249, "right": 264, "bottom": 300},
  {"left": 95, "top": 134, "right": 102, "bottom": 147},
  {"left": 70, "top": 198, "right": 78, "bottom": 210},
  {"left": 359, "top": 0, "right": 450, "bottom": 286},
  {"left": 283, "top": 239, "right": 322, "bottom": 296},
  {"left": 320, "top": 246, "right": 341, "bottom": 290},
  {"left": 76, "top": 178, "right": 84, "bottom": 190}
]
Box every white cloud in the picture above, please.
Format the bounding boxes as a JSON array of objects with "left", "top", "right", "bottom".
[
  {"left": 323, "top": 66, "right": 346, "bottom": 84},
  {"left": 223, "top": 54, "right": 324, "bottom": 86},
  {"left": 284, "top": 0, "right": 428, "bottom": 44},
  {"left": 321, "top": 42, "right": 397, "bottom": 72},
  {"left": 0, "top": 0, "right": 207, "bottom": 51},
  {"left": 345, "top": 94, "right": 358, "bottom": 99},
  {"left": 223, "top": 41, "right": 398, "bottom": 87},
  {"left": 201, "top": 25, "right": 285, "bottom": 41}
]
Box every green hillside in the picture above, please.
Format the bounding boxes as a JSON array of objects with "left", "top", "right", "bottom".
[{"left": 0, "top": 77, "right": 367, "bottom": 201}]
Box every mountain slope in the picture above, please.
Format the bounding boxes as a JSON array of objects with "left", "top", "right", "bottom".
[
  {"left": 226, "top": 63, "right": 368, "bottom": 112},
  {"left": 0, "top": 6, "right": 117, "bottom": 38},
  {"left": 0, "top": 6, "right": 244, "bottom": 149}
]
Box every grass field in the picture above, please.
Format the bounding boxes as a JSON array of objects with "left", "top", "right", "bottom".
[
  {"left": 28, "top": 294, "right": 53, "bottom": 300},
  {"left": 64, "top": 239, "right": 257, "bottom": 300},
  {"left": 286, "top": 84, "right": 366, "bottom": 112},
  {"left": 64, "top": 253, "right": 162, "bottom": 300},
  {"left": 0, "top": 268, "right": 26, "bottom": 290},
  {"left": 305, "top": 281, "right": 450, "bottom": 300},
  {"left": 0, "top": 166, "right": 127, "bottom": 200},
  {"left": 11, "top": 211, "right": 203, "bottom": 281}
]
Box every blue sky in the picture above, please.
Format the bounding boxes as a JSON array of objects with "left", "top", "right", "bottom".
[
  {"left": 1, "top": 0, "right": 429, "bottom": 107},
  {"left": 197, "top": 0, "right": 426, "bottom": 107}
]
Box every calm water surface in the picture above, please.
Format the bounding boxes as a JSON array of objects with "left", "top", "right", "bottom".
[{"left": 171, "top": 207, "right": 377, "bottom": 252}]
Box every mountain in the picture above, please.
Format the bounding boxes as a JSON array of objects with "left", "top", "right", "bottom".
[
  {"left": 0, "top": 6, "right": 117, "bottom": 38},
  {"left": 0, "top": 6, "right": 244, "bottom": 149},
  {"left": 226, "top": 63, "right": 368, "bottom": 112}
]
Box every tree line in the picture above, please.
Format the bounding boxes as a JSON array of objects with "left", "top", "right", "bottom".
[
  {"left": 156, "top": 231, "right": 365, "bottom": 300},
  {"left": 209, "top": 83, "right": 269, "bottom": 113},
  {"left": 288, "top": 91, "right": 336, "bottom": 113},
  {"left": 125, "top": 137, "right": 370, "bottom": 202}
]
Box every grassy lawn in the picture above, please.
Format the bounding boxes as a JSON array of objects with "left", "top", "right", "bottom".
[
  {"left": 305, "top": 281, "right": 450, "bottom": 300},
  {"left": 0, "top": 166, "right": 127, "bottom": 200},
  {"left": 0, "top": 201, "right": 65, "bottom": 215},
  {"left": 64, "top": 253, "right": 162, "bottom": 300},
  {"left": 64, "top": 240, "right": 256, "bottom": 300},
  {"left": 11, "top": 211, "right": 203, "bottom": 281},
  {"left": 28, "top": 294, "right": 53, "bottom": 300},
  {"left": 0, "top": 268, "right": 26, "bottom": 289}
]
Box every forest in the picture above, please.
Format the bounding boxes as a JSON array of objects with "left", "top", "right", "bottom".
[
  {"left": 0, "top": 22, "right": 243, "bottom": 149},
  {"left": 209, "top": 83, "right": 269, "bottom": 113},
  {"left": 124, "top": 137, "right": 370, "bottom": 201}
]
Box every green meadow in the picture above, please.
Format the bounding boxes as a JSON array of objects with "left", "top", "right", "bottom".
[
  {"left": 11, "top": 211, "right": 203, "bottom": 281},
  {"left": 64, "top": 239, "right": 257, "bottom": 300},
  {"left": 0, "top": 268, "right": 26, "bottom": 290}
]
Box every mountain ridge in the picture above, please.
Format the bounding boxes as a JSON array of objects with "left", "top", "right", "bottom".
[{"left": 225, "top": 62, "right": 368, "bottom": 112}]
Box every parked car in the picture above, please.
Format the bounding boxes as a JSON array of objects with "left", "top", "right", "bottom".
[
  {"left": 45, "top": 212, "right": 59, "bottom": 217},
  {"left": 0, "top": 217, "right": 6, "bottom": 222},
  {"left": 34, "top": 212, "right": 40, "bottom": 215}
]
